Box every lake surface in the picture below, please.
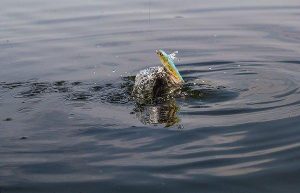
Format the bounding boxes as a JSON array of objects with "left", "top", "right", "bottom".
[{"left": 1, "top": 0, "right": 300, "bottom": 192}]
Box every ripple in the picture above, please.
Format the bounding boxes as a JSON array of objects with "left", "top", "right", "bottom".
[
  {"left": 1, "top": 59, "right": 299, "bottom": 127},
  {"left": 177, "top": 60, "right": 300, "bottom": 126}
]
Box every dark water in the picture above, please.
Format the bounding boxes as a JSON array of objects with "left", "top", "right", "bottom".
[{"left": 1, "top": 0, "right": 300, "bottom": 192}]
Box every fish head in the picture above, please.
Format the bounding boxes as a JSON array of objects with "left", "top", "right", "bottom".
[{"left": 156, "top": 49, "right": 184, "bottom": 85}]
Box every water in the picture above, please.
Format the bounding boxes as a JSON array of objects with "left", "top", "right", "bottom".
[{"left": 1, "top": 0, "right": 300, "bottom": 192}]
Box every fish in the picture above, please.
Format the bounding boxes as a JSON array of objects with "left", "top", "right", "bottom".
[{"left": 132, "top": 50, "right": 184, "bottom": 104}]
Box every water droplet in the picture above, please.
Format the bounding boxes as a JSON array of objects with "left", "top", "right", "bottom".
[
  {"left": 209, "top": 67, "right": 212, "bottom": 70},
  {"left": 112, "top": 69, "right": 116, "bottom": 73},
  {"left": 178, "top": 125, "right": 184, "bottom": 130}
]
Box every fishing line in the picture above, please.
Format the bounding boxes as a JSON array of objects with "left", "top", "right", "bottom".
[{"left": 148, "top": 0, "right": 151, "bottom": 24}]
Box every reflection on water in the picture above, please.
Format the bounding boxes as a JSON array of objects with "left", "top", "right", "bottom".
[{"left": 133, "top": 99, "right": 180, "bottom": 127}]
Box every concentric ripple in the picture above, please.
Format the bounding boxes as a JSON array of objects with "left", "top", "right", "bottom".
[
  {"left": 0, "top": 60, "right": 299, "bottom": 128},
  {"left": 178, "top": 60, "right": 300, "bottom": 127}
]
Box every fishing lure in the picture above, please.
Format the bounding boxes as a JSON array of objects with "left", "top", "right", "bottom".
[{"left": 156, "top": 49, "right": 184, "bottom": 85}]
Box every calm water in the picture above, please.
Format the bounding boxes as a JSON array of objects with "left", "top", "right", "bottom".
[{"left": 1, "top": 0, "right": 300, "bottom": 192}]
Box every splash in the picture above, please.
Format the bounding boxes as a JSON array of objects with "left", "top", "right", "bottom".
[
  {"left": 0, "top": 76, "right": 235, "bottom": 127},
  {"left": 168, "top": 51, "right": 179, "bottom": 61}
]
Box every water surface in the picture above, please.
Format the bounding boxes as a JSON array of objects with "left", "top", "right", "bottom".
[{"left": 1, "top": 0, "right": 300, "bottom": 192}]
